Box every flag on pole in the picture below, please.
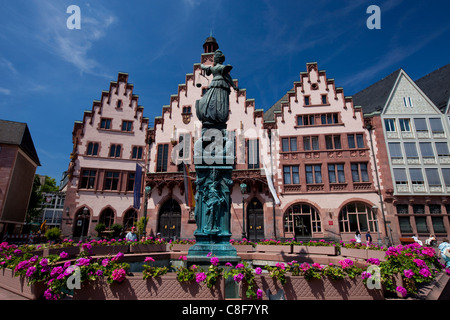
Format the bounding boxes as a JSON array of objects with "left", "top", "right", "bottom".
[
  {"left": 183, "top": 163, "right": 195, "bottom": 208},
  {"left": 263, "top": 162, "right": 280, "bottom": 205},
  {"left": 133, "top": 163, "right": 143, "bottom": 209}
]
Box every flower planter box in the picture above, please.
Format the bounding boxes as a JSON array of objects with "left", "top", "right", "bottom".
[
  {"left": 255, "top": 244, "right": 292, "bottom": 254},
  {"left": 72, "top": 272, "right": 225, "bottom": 300},
  {"left": 293, "top": 245, "right": 338, "bottom": 256},
  {"left": 170, "top": 244, "right": 193, "bottom": 252},
  {"left": 43, "top": 246, "right": 80, "bottom": 258},
  {"left": 233, "top": 245, "right": 255, "bottom": 253},
  {"left": 242, "top": 274, "right": 384, "bottom": 300},
  {"left": 129, "top": 244, "right": 168, "bottom": 253},
  {"left": 85, "top": 245, "right": 130, "bottom": 256},
  {"left": 0, "top": 268, "right": 46, "bottom": 300},
  {"left": 341, "top": 247, "right": 368, "bottom": 260},
  {"left": 366, "top": 250, "right": 386, "bottom": 262}
]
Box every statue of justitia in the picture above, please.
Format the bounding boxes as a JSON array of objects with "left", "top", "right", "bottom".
[{"left": 195, "top": 50, "right": 239, "bottom": 127}]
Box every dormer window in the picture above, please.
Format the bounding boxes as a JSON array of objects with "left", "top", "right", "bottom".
[{"left": 117, "top": 99, "right": 122, "bottom": 108}]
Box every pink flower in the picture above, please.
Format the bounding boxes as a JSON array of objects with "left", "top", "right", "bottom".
[
  {"left": 419, "top": 268, "right": 431, "bottom": 278},
  {"left": 300, "top": 262, "right": 310, "bottom": 272},
  {"left": 255, "top": 267, "right": 262, "bottom": 275},
  {"left": 210, "top": 257, "right": 219, "bottom": 266},
  {"left": 196, "top": 272, "right": 207, "bottom": 283},
  {"left": 144, "top": 257, "right": 155, "bottom": 263},
  {"left": 225, "top": 262, "right": 233, "bottom": 267},
  {"left": 26, "top": 266, "right": 36, "bottom": 278},
  {"left": 236, "top": 263, "right": 244, "bottom": 269},
  {"left": 179, "top": 255, "right": 187, "bottom": 261},
  {"left": 207, "top": 252, "right": 212, "bottom": 257},
  {"left": 403, "top": 269, "right": 414, "bottom": 279},
  {"left": 59, "top": 251, "right": 69, "bottom": 259},
  {"left": 101, "top": 259, "right": 109, "bottom": 267},
  {"left": 112, "top": 268, "right": 127, "bottom": 283},
  {"left": 111, "top": 252, "right": 124, "bottom": 262},
  {"left": 367, "top": 258, "right": 380, "bottom": 265},
  {"left": 256, "top": 289, "right": 263, "bottom": 299},
  {"left": 233, "top": 273, "right": 244, "bottom": 283},
  {"left": 396, "top": 286, "right": 407, "bottom": 298},
  {"left": 414, "top": 259, "right": 427, "bottom": 268},
  {"left": 361, "top": 271, "right": 372, "bottom": 280},
  {"left": 275, "top": 263, "right": 285, "bottom": 270}
]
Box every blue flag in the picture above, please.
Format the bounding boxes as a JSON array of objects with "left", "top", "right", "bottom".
[{"left": 133, "top": 163, "right": 143, "bottom": 209}]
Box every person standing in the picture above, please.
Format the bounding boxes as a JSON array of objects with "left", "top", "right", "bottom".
[
  {"left": 365, "top": 231, "right": 373, "bottom": 245},
  {"left": 355, "top": 230, "right": 362, "bottom": 244}
]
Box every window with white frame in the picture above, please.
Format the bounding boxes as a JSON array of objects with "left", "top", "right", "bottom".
[
  {"left": 409, "top": 168, "right": 424, "bottom": 185},
  {"left": 425, "top": 168, "right": 441, "bottom": 187},
  {"left": 429, "top": 118, "right": 444, "bottom": 134},
  {"left": 435, "top": 142, "right": 450, "bottom": 156},
  {"left": 393, "top": 168, "right": 408, "bottom": 185},
  {"left": 414, "top": 118, "right": 428, "bottom": 132},
  {"left": 384, "top": 119, "right": 396, "bottom": 132},
  {"left": 404, "top": 142, "right": 419, "bottom": 159},
  {"left": 399, "top": 119, "right": 411, "bottom": 132}
]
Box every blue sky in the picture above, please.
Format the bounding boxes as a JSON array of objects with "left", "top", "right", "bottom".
[{"left": 1, "top": 0, "right": 449, "bottom": 183}]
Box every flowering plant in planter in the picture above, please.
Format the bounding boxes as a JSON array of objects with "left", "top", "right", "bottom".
[
  {"left": 257, "top": 239, "right": 291, "bottom": 245},
  {"left": 378, "top": 243, "right": 443, "bottom": 296},
  {"left": 342, "top": 240, "right": 385, "bottom": 251},
  {"left": 264, "top": 262, "right": 288, "bottom": 285},
  {"left": 142, "top": 257, "right": 169, "bottom": 279},
  {"left": 43, "top": 251, "right": 130, "bottom": 300},
  {"left": 224, "top": 261, "right": 259, "bottom": 299},
  {"left": 174, "top": 263, "right": 198, "bottom": 283},
  {"left": 292, "top": 239, "right": 339, "bottom": 247},
  {"left": 230, "top": 238, "right": 257, "bottom": 247},
  {"left": 169, "top": 239, "right": 196, "bottom": 245},
  {"left": 131, "top": 237, "right": 168, "bottom": 245},
  {"left": 288, "top": 261, "right": 324, "bottom": 280}
]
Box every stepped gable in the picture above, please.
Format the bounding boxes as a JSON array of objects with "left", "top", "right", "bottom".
[
  {"left": 149, "top": 39, "right": 263, "bottom": 133},
  {"left": 264, "top": 62, "right": 358, "bottom": 125}
]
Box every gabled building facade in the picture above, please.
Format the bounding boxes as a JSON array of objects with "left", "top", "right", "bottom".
[
  {"left": 0, "top": 120, "right": 41, "bottom": 238},
  {"left": 62, "top": 73, "right": 148, "bottom": 239},
  {"left": 265, "top": 62, "right": 387, "bottom": 243},
  {"left": 354, "top": 68, "right": 450, "bottom": 244}
]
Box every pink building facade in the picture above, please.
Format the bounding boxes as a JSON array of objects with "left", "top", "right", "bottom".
[{"left": 62, "top": 73, "right": 148, "bottom": 239}]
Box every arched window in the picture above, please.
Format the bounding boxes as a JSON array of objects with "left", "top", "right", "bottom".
[
  {"left": 339, "top": 202, "right": 378, "bottom": 233},
  {"left": 123, "top": 209, "right": 138, "bottom": 230},
  {"left": 99, "top": 208, "right": 115, "bottom": 228},
  {"left": 283, "top": 203, "right": 321, "bottom": 237}
]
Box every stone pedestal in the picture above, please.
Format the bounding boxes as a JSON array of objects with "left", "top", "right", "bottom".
[{"left": 187, "top": 127, "right": 240, "bottom": 264}]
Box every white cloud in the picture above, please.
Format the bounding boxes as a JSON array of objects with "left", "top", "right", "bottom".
[
  {"left": 0, "top": 87, "right": 11, "bottom": 95},
  {"left": 34, "top": 1, "right": 117, "bottom": 77},
  {"left": 0, "top": 58, "right": 17, "bottom": 74}
]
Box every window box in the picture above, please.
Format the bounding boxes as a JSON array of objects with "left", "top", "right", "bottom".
[
  {"left": 241, "top": 274, "right": 383, "bottom": 300},
  {"left": 73, "top": 273, "right": 225, "bottom": 300},
  {"left": 0, "top": 268, "right": 46, "bottom": 300}
]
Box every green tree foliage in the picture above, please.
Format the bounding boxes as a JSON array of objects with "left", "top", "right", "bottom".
[{"left": 26, "top": 175, "right": 59, "bottom": 223}]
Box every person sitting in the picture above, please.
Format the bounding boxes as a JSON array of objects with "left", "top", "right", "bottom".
[{"left": 425, "top": 234, "right": 436, "bottom": 246}]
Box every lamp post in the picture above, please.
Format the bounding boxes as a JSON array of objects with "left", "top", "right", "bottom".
[
  {"left": 80, "top": 207, "right": 89, "bottom": 243},
  {"left": 143, "top": 186, "right": 151, "bottom": 238},
  {"left": 372, "top": 205, "right": 382, "bottom": 246},
  {"left": 240, "top": 183, "right": 247, "bottom": 240}
]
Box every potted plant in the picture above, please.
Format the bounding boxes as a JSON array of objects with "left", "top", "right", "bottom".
[
  {"left": 129, "top": 237, "right": 168, "bottom": 253},
  {"left": 255, "top": 239, "right": 292, "bottom": 254},
  {"left": 292, "top": 239, "right": 339, "bottom": 256}
]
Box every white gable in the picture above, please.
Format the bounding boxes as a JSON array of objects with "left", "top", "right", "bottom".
[{"left": 384, "top": 72, "right": 441, "bottom": 115}]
